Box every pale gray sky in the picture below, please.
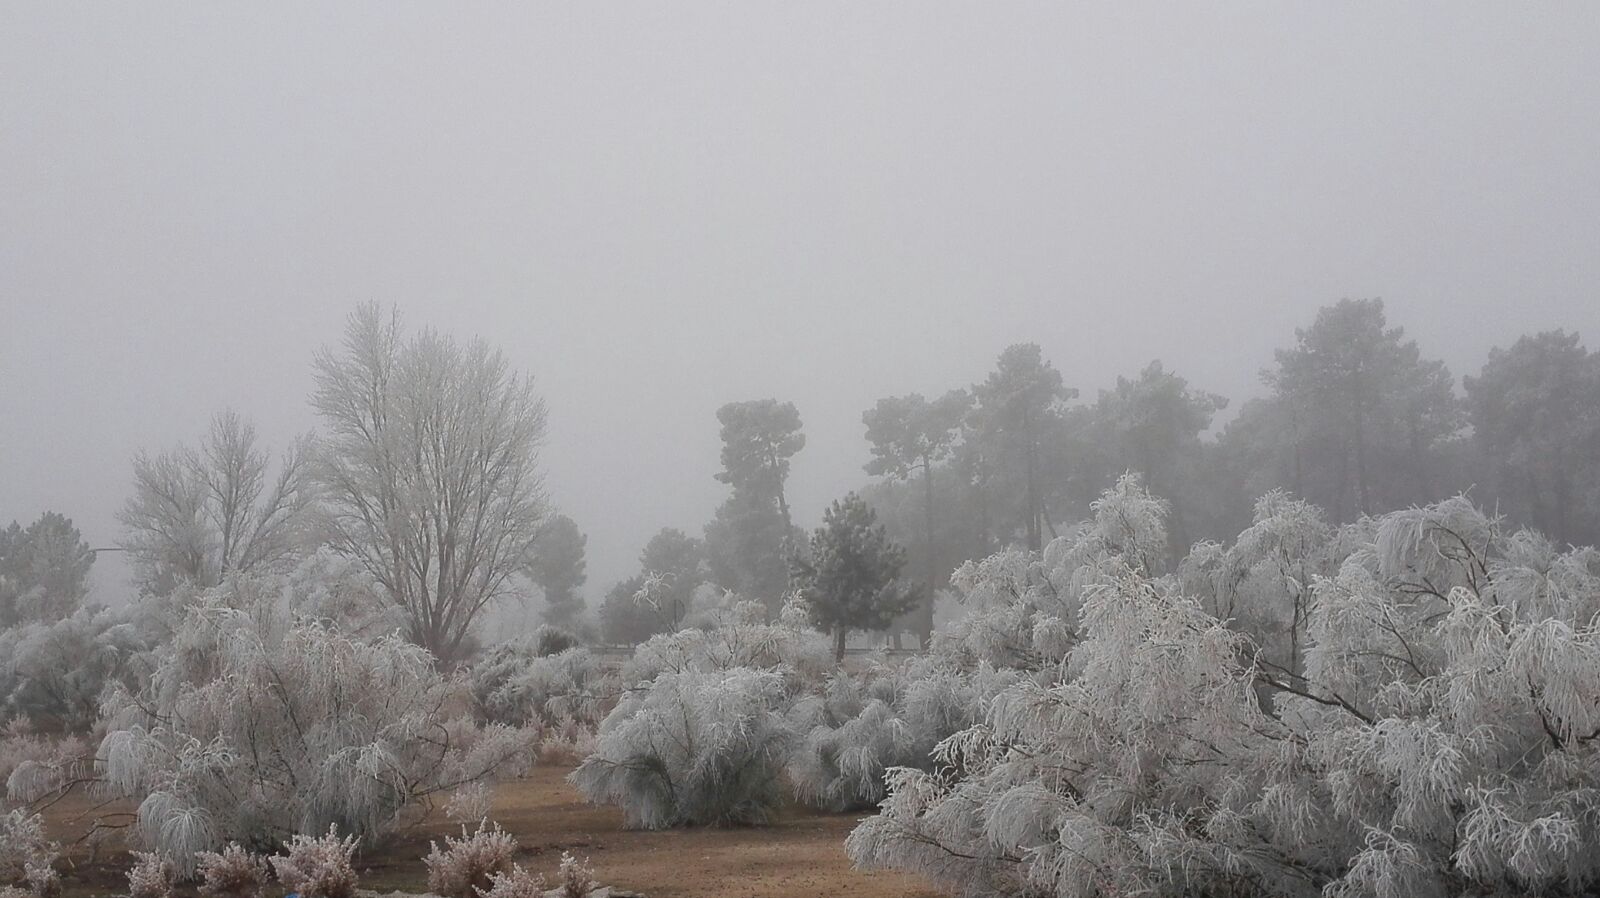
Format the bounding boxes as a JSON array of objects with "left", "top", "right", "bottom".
[{"left": 4, "top": 4, "right": 1599, "bottom": 602}]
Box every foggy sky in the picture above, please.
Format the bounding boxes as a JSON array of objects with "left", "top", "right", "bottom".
[{"left": 5, "top": 4, "right": 1600, "bottom": 604}]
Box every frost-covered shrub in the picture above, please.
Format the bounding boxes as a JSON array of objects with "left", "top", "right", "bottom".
[
  {"left": 536, "top": 713, "right": 599, "bottom": 765},
  {"left": 555, "top": 852, "right": 596, "bottom": 898},
  {"left": 0, "top": 810, "right": 56, "bottom": 889},
  {"left": 195, "top": 844, "right": 268, "bottom": 898},
  {"left": 2, "top": 724, "right": 91, "bottom": 810},
  {"left": 443, "top": 783, "right": 494, "bottom": 826},
  {"left": 126, "top": 852, "right": 174, "bottom": 898},
  {"left": 851, "top": 493, "right": 1600, "bottom": 898},
  {"left": 786, "top": 659, "right": 1008, "bottom": 812},
  {"left": 471, "top": 643, "right": 614, "bottom": 730},
  {"left": 423, "top": 821, "right": 517, "bottom": 898},
  {"left": 267, "top": 826, "right": 358, "bottom": 898},
  {"left": 571, "top": 668, "right": 793, "bottom": 828},
  {"left": 20, "top": 861, "right": 57, "bottom": 898},
  {"left": 0, "top": 605, "right": 154, "bottom": 731},
  {"left": 88, "top": 572, "right": 533, "bottom": 866},
  {"left": 622, "top": 607, "right": 832, "bottom": 693},
  {"left": 478, "top": 864, "right": 545, "bottom": 898}
]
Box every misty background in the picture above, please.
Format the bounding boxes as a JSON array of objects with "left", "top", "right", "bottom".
[{"left": 4, "top": 4, "right": 1599, "bottom": 605}]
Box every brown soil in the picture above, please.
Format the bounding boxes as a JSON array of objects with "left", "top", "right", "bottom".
[{"left": 37, "top": 766, "right": 942, "bottom": 898}]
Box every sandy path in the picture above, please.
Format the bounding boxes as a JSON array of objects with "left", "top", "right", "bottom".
[{"left": 41, "top": 765, "right": 942, "bottom": 898}]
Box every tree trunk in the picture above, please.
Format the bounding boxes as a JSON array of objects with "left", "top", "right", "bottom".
[{"left": 834, "top": 627, "right": 848, "bottom": 662}]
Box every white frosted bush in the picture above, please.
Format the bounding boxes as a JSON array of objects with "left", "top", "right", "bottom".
[
  {"left": 555, "top": 852, "right": 596, "bottom": 898},
  {"left": 91, "top": 571, "right": 534, "bottom": 867},
  {"left": 622, "top": 612, "right": 832, "bottom": 692},
  {"left": 424, "top": 821, "right": 518, "bottom": 898},
  {"left": 267, "top": 825, "right": 358, "bottom": 898},
  {"left": 20, "top": 860, "right": 58, "bottom": 898},
  {"left": 851, "top": 492, "right": 1600, "bottom": 898},
  {"left": 787, "top": 658, "right": 1006, "bottom": 812},
  {"left": 126, "top": 852, "right": 174, "bottom": 898},
  {"left": 195, "top": 844, "right": 268, "bottom": 898},
  {"left": 0, "top": 810, "right": 56, "bottom": 888},
  {"left": 570, "top": 668, "right": 792, "bottom": 828},
  {"left": 477, "top": 864, "right": 544, "bottom": 898},
  {"left": 444, "top": 782, "right": 495, "bottom": 826},
  {"left": 472, "top": 645, "right": 615, "bottom": 730}
]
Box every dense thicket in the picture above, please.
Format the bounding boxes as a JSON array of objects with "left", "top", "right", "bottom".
[{"left": 848, "top": 479, "right": 1600, "bottom": 898}]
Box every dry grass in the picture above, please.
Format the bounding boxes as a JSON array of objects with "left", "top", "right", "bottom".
[{"left": 35, "top": 766, "right": 940, "bottom": 898}]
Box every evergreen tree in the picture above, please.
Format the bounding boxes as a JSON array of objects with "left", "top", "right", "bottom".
[
  {"left": 791, "top": 493, "right": 917, "bottom": 660},
  {"left": 528, "top": 514, "right": 587, "bottom": 629}
]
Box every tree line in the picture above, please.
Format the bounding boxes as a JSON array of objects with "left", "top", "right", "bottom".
[{"left": 593, "top": 297, "right": 1600, "bottom": 649}]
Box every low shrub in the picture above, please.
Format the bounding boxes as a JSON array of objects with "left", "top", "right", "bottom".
[
  {"left": 267, "top": 826, "right": 358, "bottom": 898},
  {"left": 570, "top": 667, "right": 792, "bottom": 828},
  {"left": 195, "top": 844, "right": 268, "bottom": 898},
  {"left": 423, "top": 821, "right": 517, "bottom": 898}
]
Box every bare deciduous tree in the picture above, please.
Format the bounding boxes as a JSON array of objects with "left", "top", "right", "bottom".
[
  {"left": 311, "top": 303, "right": 548, "bottom": 666},
  {"left": 119, "top": 411, "right": 313, "bottom": 594}
]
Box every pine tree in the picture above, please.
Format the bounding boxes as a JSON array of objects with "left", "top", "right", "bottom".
[{"left": 791, "top": 493, "right": 916, "bottom": 660}]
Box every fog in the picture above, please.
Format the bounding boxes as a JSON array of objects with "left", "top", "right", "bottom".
[{"left": 5, "top": 3, "right": 1600, "bottom": 600}]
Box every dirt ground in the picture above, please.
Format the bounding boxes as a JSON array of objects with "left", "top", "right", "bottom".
[{"left": 38, "top": 765, "right": 942, "bottom": 898}]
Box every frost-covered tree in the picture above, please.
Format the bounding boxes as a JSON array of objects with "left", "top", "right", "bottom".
[
  {"left": 312, "top": 303, "right": 549, "bottom": 666},
  {"left": 0, "top": 512, "right": 93, "bottom": 628},
  {"left": 1179, "top": 490, "right": 1338, "bottom": 678},
  {"left": 850, "top": 489, "right": 1600, "bottom": 898},
  {"left": 12, "top": 568, "right": 534, "bottom": 869},
  {"left": 119, "top": 411, "right": 315, "bottom": 595},
  {"left": 528, "top": 514, "right": 587, "bottom": 630},
  {"left": 790, "top": 493, "right": 918, "bottom": 660}
]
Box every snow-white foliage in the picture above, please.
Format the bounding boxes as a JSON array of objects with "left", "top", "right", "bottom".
[
  {"left": 444, "top": 782, "right": 495, "bottom": 826},
  {"left": 850, "top": 491, "right": 1600, "bottom": 898},
  {"left": 786, "top": 658, "right": 1012, "bottom": 812},
  {"left": 1178, "top": 490, "right": 1337, "bottom": 676},
  {"left": 0, "top": 604, "right": 154, "bottom": 731},
  {"left": 126, "top": 852, "right": 174, "bottom": 898},
  {"left": 91, "top": 570, "right": 533, "bottom": 866},
  {"left": 555, "top": 852, "right": 596, "bottom": 898},
  {"left": 194, "top": 844, "right": 268, "bottom": 898},
  {"left": 1, "top": 722, "right": 90, "bottom": 806},
  {"left": 933, "top": 474, "right": 1168, "bottom": 675},
  {"left": 470, "top": 643, "right": 615, "bottom": 729},
  {"left": 621, "top": 606, "right": 832, "bottom": 692},
  {"left": 21, "top": 860, "right": 57, "bottom": 898},
  {"left": 424, "top": 821, "right": 518, "bottom": 898},
  {"left": 570, "top": 668, "right": 793, "bottom": 828},
  {"left": 0, "top": 810, "right": 57, "bottom": 889},
  {"left": 478, "top": 864, "right": 546, "bottom": 898},
  {"left": 267, "top": 825, "right": 358, "bottom": 898}
]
